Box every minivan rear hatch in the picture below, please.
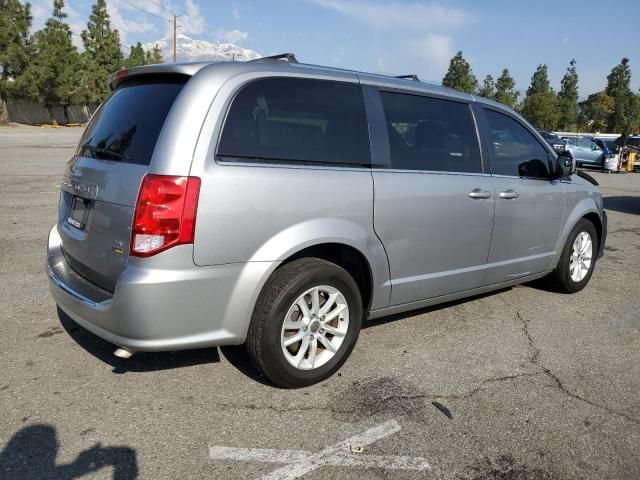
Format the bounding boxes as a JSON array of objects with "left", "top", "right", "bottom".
[{"left": 58, "top": 74, "right": 188, "bottom": 292}]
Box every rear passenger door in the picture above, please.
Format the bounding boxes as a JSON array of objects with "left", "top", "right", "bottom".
[
  {"left": 368, "top": 88, "right": 495, "bottom": 306},
  {"left": 479, "top": 108, "right": 564, "bottom": 284}
]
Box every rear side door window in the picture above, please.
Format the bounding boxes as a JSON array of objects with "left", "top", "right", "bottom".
[
  {"left": 483, "top": 109, "right": 550, "bottom": 179},
  {"left": 217, "top": 77, "right": 370, "bottom": 166},
  {"left": 379, "top": 91, "right": 482, "bottom": 173}
]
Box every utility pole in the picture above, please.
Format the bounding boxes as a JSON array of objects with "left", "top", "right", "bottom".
[{"left": 173, "top": 14, "right": 177, "bottom": 63}]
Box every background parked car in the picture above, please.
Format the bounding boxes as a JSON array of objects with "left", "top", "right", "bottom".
[
  {"left": 538, "top": 131, "right": 566, "bottom": 152},
  {"left": 589, "top": 137, "right": 618, "bottom": 156},
  {"left": 626, "top": 136, "right": 640, "bottom": 148},
  {"left": 564, "top": 137, "right": 605, "bottom": 168}
]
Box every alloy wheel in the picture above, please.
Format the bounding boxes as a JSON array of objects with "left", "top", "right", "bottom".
[
  {"left": 280, "top": 285, "right": 349, "bottom": 370},
  {"left": 569, "top": 231, "right": 593, "bottom": 282}
]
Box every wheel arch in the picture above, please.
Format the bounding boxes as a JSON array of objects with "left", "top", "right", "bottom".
[
  {"left": 552, "top": 198, "right": 603, "bottom": 269},
  {"left": 283, "top": 242, "right": 375, "bottom": 313},
  {"left": 582, "top": 211, "right": 603, "bottom": 249}
]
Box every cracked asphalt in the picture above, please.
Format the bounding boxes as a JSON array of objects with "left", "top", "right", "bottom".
[{"left": 1, "top": 125, "right": 639, "bottom": 479}]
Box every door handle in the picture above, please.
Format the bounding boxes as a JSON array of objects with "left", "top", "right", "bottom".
[
  {"left": 468, "top": 188, "right": 492, "bottom": 199},
  {"left": 499, "top": 189, "right": 519, "bottom": 199}
]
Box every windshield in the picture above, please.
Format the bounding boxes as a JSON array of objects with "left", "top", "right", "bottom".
[{"left": 77, "top": 76, "right": 188, "bottom": 166}]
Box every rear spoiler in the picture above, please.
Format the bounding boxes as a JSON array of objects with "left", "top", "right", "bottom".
[{"left": 108, "top": 63, "right": 209, "bottom": 91}]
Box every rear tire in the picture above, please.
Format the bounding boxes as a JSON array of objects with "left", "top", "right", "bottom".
[
  {"left": 246, "top": 258, "right": 362, "bottom": 388},
  {"left": 549, "top": 218, "right": 598, "bottom": 293}
]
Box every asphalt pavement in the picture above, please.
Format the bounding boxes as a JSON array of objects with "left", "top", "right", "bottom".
[{"left": 1, "top": 125, "right": 638, "bottom": 479}]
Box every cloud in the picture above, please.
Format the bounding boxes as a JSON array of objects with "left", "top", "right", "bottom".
[
  {"left": 311, "top": 0, "right": 471, "bottom": 31},
  {"left": 232, "top": 6, "right": 241, "bottom": 20},
  {"left": 182, "top": 0, "right": 205, "bottom": 35},
  {"left": 220, "top": 29, "right": 249, "bottom": 43},
  {"left": 107, "top": 0, "right": 158, "bottom": 46},
  {"left": 413, "top": 33, "right": 454, "bottom": 76}
]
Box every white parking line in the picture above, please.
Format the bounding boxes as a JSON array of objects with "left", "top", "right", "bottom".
[{"left": 208, "top": 420, "right": 431, "bottom": 479}]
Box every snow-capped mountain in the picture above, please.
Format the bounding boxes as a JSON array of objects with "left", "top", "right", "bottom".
[
  {"left": 141, "top": 34, "right": 261, "bottom": 63},
  {"left": 142, "top": 35, "right": 261, "bottom": 62}
]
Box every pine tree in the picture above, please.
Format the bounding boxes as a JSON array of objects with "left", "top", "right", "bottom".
[
  {"left": 526, "top": 64, "right": 551, "bottom": 96},
  {"left": 123, "top": 42, "right": 146, "bottom": 68},
  {"left": 521, "top": 64, "right": 558, "bottom": 130},
  {"left": 578, "top": 91, "right": 614, "bottom": 132},
  {"left": 442, "top": 51, "right": 478, "bottom": 94},
  {"left": 0, "top": 0, "right": 33, "bottom": 105},
  {"left": 605, "top": 57, "right": 632, "bottom": 132},
  {"left": 19, "top": 0, "right": 82, "bottom": 123},
  {"left": 145, "top": 44, "right": 163, "bottom": 65},
  {"left": 494, "top": 68, "right": 519, "bottom": 109},
  {"left": 477, "top": 74, "right": 495, "bottom": 99},
  {"left": 81, "top": 0, "right": 123, "bottom": 104},
  {"left": 557, "top": 59, "right": 579, "bottom": 131},
  {"left": 627, "top": 93, "right": 640, "bottom": 134}
]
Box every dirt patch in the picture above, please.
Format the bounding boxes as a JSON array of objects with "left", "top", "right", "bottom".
[
  {"left": 330, "top": 377, "right": 439, "bottom": 422},
  {"left": 463, "top": 454, "right": 555, "bottom": 480},
  {"left": 37, "top": 326, "right": 63, "bottom": 338}
]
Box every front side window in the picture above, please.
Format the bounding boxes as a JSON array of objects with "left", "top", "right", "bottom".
[
  {"left": 380, "top": 92, "right": 482, "bottom": 173},
  {"left": 484, "top": 109, "right": 550, "bottom": 179},
  {"left": 217, "top": 77, "right": 370, "bottom": 166}
]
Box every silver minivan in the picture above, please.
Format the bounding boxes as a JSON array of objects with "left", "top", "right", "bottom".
[{"left": 48, "top": 55, "right": 607, "bottom": 387}]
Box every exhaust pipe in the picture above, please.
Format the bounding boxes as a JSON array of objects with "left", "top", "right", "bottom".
[{"left": 113, "top": 347, "right": 135, "bottom": 359}]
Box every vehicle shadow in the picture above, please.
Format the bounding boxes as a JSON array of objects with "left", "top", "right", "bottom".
[
  {"left": 0, "top": 424, "right": 138, "bottom": 479},
  {"left": 57, "top": 307, "right": 220, "bottom": 374},
  {"left": 218, "top": 345, "right": 272, "bottom": 386},
  {"left": 603, "top": 196, "right": 640, "bottom": 215}
]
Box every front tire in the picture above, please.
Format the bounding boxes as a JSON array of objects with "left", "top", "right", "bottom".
[
  {"left": 246, "top": 258, "right": 362, "bottom": 388},
  {"left": 550, "top": 218, "right": 598, "bottom": 293}
]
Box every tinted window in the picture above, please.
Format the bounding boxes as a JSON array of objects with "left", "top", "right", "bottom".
[
  {"left": 380, "top": 92, "right": 481, "bottom": 173},
  {"left": 218, "top": 78, "right": 370, "bottom": 166},
  {"left": 78, "top": 77, "right": 187, "bottom": 165},
  {"left": 484, "top": 109, "right": 550, "bottom": 178}
]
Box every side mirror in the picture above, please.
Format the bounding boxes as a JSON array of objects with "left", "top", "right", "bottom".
[{"left": 555, "top": 150, "right": 575, "bottom": 178}]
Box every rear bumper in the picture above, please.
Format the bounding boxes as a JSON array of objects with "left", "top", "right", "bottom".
[{"left": 47, "top": 225, "right": 277, "bottom": 351}]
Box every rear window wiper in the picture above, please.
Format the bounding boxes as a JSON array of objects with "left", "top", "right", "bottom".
[{"left": 81, "top": 143, "right": 132, "bottom": 162}]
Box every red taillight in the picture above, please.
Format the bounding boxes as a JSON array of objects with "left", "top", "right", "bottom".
[{"left": 131, "top": 174, "right": 201, "bottom": 257}]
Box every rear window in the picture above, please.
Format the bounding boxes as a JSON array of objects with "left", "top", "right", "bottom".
[
  {"left": 217, "top": 77, "right": 371, "bottom": 166},
  {"left": 77, "top": 76, "right": 187, "bottom": 166}
]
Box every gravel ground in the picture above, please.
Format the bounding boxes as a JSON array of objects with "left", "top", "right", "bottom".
[{"left": 1, "top": 125, "right": 639, "bottom": 479}]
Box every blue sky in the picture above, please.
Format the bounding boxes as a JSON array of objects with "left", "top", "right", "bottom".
[{"left": 30, "top": 0, "right": 640, "bottom": 98}]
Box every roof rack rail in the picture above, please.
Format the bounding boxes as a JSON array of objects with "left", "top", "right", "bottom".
[
  {"left": 252, "top": 53, "right": 298, "bottom": 64},
  {"left": 395, "top": 74, "right": 421, "bottom": 81}
]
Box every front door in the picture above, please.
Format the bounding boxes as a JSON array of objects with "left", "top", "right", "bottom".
[
  {"left": 371, "top": 90, "right": 495, "bottom": 306},
  {"left": 480, "top": 108, "right": 564, "bottom": 284}
]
